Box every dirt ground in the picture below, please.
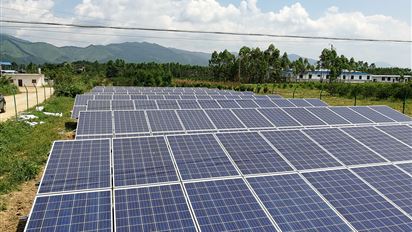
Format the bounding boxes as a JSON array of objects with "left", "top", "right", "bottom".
[
  {"left": 0, "top": 87, "right": 54, "bottom": 122},
  {"left": 0, "top": 169, "right": 43, "bottom": 232}
]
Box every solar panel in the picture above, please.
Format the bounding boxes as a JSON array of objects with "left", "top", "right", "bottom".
[
  {"left": 271, "top": 99, "right": 295, "bottom": 107},
  {"left": 216, "top": 99, "right": 241, "bottom": 108},
  {"left": 329, "top": 107, "right": 373, "bottom": 124},
  {"left": 217, "top": 132, "right": 292, "bottom": 174},
  {"left": 248, "top": 174, "right": 351, "bottom": 232},
  {"left": 342, "top": 127, "right": 412, "bottom": 161},
  {"left": 253, "top": 99, "right": 278, "bottom": 108},
  {"left": 115, "top": 185, "right": 196, "bottom": 232},
  {"left": 369, "top": 106, "right": 412, "bottom": 122},
  {"left": 377, "top": 125, "right": 412, "bottom": 146},
  {"left": 71, "top": 105, "right": 86, "bottom": 119},
  {"left": 283, "top": 108, "right": 326, "bottom": 126},
  {"left": 177, "top": 100, "right": 201, "bottom": 109},
  {"left": 94, "top": 95, "right": 112, "bottom": 100},
  {"left": 211, "top": 94, "right": 229, "bottom": 99},
  {"left": 39, "top": 139, "right": 111, "bottom": 193},
  {"left": 232, "top": 109, "right": 274, "bottom": 128},
  {"left": 205, "top": 109, "right": 246, "bottom": 129},
  {"left": 262, "top": 130, "right": 342, "bottom": 170},
  {"left": 397, "top": 163, "right": 412, "bottom": 175},
  {"left": 111, "top": 100, "right": 135, "bottom": 110},
  {"left": 112, "top": 94, "right": 131, "bottom": 100},
  {"left": 130, "top": 94, "right": 147, "bottom": 100},
  {"left": 258, "top": 108, "right": 301, "bottom": 127},
  {"left": 156, "top": 100, "right": 180, "bottom": 109},
  {"left": 353, "top": 165, "right": 412, "bottom": 215},
  {"left": 167, "top": 134, "right": 238, "bottom": 180},
  {"left": 235, "top": 99, "right": 260, "bottom": 108},
  {"left": 224, "top": 95, "right": 242, "bottom": 99},
  {"left": 179, "top": 95, "right": 197, "bottom": 100},
  {"left": 147, "top": 95, "right": 165, "bottom": 100},
  {"left": 77, "top": 111, "right": 113, "bottom": 136},
  {"left": 288, "top": 99, "right": 312, "bottom": 107},
  {"left": 195, "top": 95, "right": 212, "bottom": 99},
  {"left": 304, "top": 169, "right": 412, "bottom": 231},
  {"left": 146, "top": 110, "right": 184, "bottom": 132},
  {"left": 75, "top": 95, "right": 94, "bottom": 106},
  {"left": 349, "top": 106, "right": 394, "bottom": 123},
  {"left": 305, "top": 98, "right": 328, "bottom": 106},
  {"left": 164, "top": 95, "right": 181, "bottom": 100},
  {"left": 113, "top": 111, "right": 149, "bottom": 134},
  {"left": 112, "top": 137, "right": 177, "bottom": 186},
  {"left": 185, "top": 178, "right": 275, "bottom": 231},
  {"left": 176, "top": 110, "right": 215, "bottom": 131},
  {"left": 197, "top": 99, "right": 221, "bottom": 109},
  {"left": 87, "top": 100, "right": 111, "bottom": 111},
  {"left": 304, "top": 128, "right": 386, "bottom": 165},
  {"left": 134, "top": 100, "right": 158, "bottom": 110},
  {"left": 26, "top": 191, "right": 112, "bottom": 232},
  {"left": 306, "top": 107, "right": 351, "bottom": 125}
]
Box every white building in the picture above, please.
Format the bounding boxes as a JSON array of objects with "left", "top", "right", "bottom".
[{"left": 6, "top": 73, "right": 47, "bottom": 87}]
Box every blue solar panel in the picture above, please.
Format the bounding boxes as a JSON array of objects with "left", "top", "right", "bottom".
[
  {"left": 168, "top": 134, "right": 238, "bottom": 180},
  {"left": 262, "top": 130, "right": 342, "bottom": 170},
  {"left": 205, "top": 109, "right": 246, "bottom": 129},
  {"left": 176, "top": 110, "right": 215, "bottom": 131},
  {"left": 397, "top": 163, "right": 412, "bottom": 175},
  {"left": 185, "top": 178, "right": 275, "bottom": 231},
  {"left": 349, "top": 106, "right": 394, "bottom": 123},
  {"left": 369, "top": 106, "right": 412, "bottom": 122},
  {"left": 71, "top": 105, "right": 86, "bottom": 119},
  {"left": 87, "top": 100, "right": 111, "bottom": 111},
  {"left": 197, "top": 99, "right": 221, "bottom": 109},
  {"left": 304, "top": 128, "right": 386, "bottom": 165},
  {"left": 329, "top": 107, "right": 372, "bottom": 124},
  {"left": 130, "top": 94, "right": 147, "bottom": 100},
  {"left": 225, "top": 95, "right": 242, "bottom": 99},
  {"left": 258, "top": 108, "right": 301, "bottom": 127},
  {"left": 74, "top": 95, "right": 94, "bottom": 106},
  {"left": 377, "top": 125, "right": 412, "bottom": 146},
  {"left": 217, "top": 99, "right": 241, "bottom": 108},
  {"left": 114, "top": 111, "right": 149, "bottom": 134},
  {"left": 217, "top": 132, "right": 292, "bottom": 174},
  {"left": 195, "top": 95, "right": 212, "bottom": 100},
  {"left": 147, "top": 110, "right": 184, "bottom": 132},
  {"left": 156, "top": 100, "right": 180, "bottom": 109},
  {"left": 283, "top": 108, "right": 326, "bottom": 126},
  {"left": 77, "top": 111, "right": 113, "bottom": 136},
  {"left": 236, "top": 99, "right": 260, "bottom": 108},
  {"left": 305, "top": 98, "right": 328, "bottom": 106},
  {"left": 94, "top": 95, "right": 112, "bottom": 100},
  {"left": 147, "top": 95, "right": 165, "bottom": 100},
  {"left": 112, "top": 94, "right": 131, "bottom": 100},
  {"left": 164, "top": 95, "right": 182, "bottom": 100},
  {"left": 253, "top": 99, "right": 278, "bottom": 108},
  {"left": 306, "top": 108, "right": 350, "bottom": 125},
  {"left": 39, "top": 139, "right": 111, "bottom": 193},
  {"left": 304, "top": 169, "right": 412, "bottom": 231},
  {"left": 177, "top": 100, "right": 201, "bottom": 109},
  {"left": 353, "top": 165, "right": 412, "bottom": 215},
  {"left": 115, "top": 185, "right": 196, "bottom": 232},
  {"left": 248, "top": 174, "right": 352, "bottom": 232},
  {"left": 112, "top": 137, "right": 177, "bottom": 186},
  {"left": 271, "top": 99, "right": 295, "bottom": 107},
  {"left": 232, "top": 109, "right": 274, "bottom": 128},
  {"left": 342, "top": 127, "right": 412, "bottom": 161},
  {"left": 288, "top": 99, "right": 312, "bottom": 107},
  {"left": 134, "top": 100, "right": 158, "bottom": 110},
  {"left": 111, "top": 100, "right": 134, "bottom": 110},
  {"left": 26, "top": 191, "right": 112, "bottom": 232}
]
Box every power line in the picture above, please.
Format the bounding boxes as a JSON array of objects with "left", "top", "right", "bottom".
[{"left": 1, "top": 19, "right": 411, "bottom": 43}]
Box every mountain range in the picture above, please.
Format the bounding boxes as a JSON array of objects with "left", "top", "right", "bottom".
[{"left": 1, "top": 33, "right": 389, "bottom": 67}]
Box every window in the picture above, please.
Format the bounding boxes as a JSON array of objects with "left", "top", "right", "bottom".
[
  {"left": 308, "top": 74, "right": 312, "bottom": 79},
  {"left": 326, "top": 75, "right": 329, "bottom": 79},
  {"left": 317, "top": 74, "right": 321, "bottom": 77},
  {"left": 367, "top": 76, "right": 370, "bottom": 80},
  {"left": 32, "top": 79, "right": 37, "bottom": 84},
  {"left": 387, "top": 77, "right": 391, "bottom": 81},
  {"left": 342, "top": 76, "right": 346, "bottom": 80},
  {"left": 299, "top": 74, "right": 303, "bottom": 79},
  {"left": 351, "top": 75, "right": 354, "bottom": 80},
  {"left": 382, "top": 77, "right": 385, "bottom": 81},
  {"left": 359, "top": 76, "right": 362, "bottom": 80}
]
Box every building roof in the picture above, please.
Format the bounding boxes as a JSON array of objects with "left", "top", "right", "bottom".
[{"left": 0, "top": 62, "right": 12, "bottom": 65}]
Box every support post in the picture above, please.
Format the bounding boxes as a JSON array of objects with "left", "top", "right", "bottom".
[
  {"left": 319, "top": 83, "right": 324, "bottom": 100},
  {"left": 24, "top": 85, "right": 29, "bottom": 110},
  {"left": 13, "top": 89, "right": 17, "bottom": 120},
  {"left": 292, "top": 85, "right": 298, "bottom": 98},
  {"left": 33, "top": 84, "right": 39, "bottom": 106},
  {"left": 42, "top": 84, "right": 46, "bottom": 101},
  {"left": 402, "top": 87, "right": 407, "bottom": 114}
]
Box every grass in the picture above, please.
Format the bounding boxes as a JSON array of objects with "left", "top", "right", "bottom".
[{"left": 0, "top": 96, "right": 74, "bottom": 207}]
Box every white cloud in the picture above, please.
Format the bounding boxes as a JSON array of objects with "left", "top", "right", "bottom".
[{"left": 1, "top": 0, "right": 411, "bottom": 67}]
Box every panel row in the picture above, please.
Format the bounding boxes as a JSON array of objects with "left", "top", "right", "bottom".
[
  {"left": 91, "top": 86, "right": 255, "bottom": 95},
  {"left": 75, "top": 106, "right": 412, "bottom": 137},
  {"left": 27, "top": 163, "right": 412, "bottom": 231},
  {"left": 40, "top": 125, "right": 412, "bottom": 195}
]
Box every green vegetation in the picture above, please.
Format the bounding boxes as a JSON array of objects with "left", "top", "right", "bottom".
[
  {"left": 0, "top": 76, "right": 19, "bottom": 95},
  {"left": 0, "top": 96, "right": 74, "bottom": 200}
]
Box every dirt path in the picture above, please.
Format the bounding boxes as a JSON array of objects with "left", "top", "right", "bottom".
[{"left": 0, "top": 87, "right": 54, "bottom": 122}]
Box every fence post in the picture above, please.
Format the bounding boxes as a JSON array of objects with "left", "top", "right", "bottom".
[
  {"left": 24, "top": 85, "right": 29, "bottom": 110},
  {"left": 292, "top": 85, "right": 298, "bottom": 98},
  {"left": 402, "top": 89, "right": 407, "bottom": 114},
  {"left": 354, "top": 91, "right": 357, "bottom": 106},
  {"left": 33, "top": 84, "right": 39, "bottom": 106},
  {"left": 319, "top": 83, "right": 324, "bottom": 100},
  {"left": 13, "top": 89, "right": 17, "bottom": 120},
  {"left": 42, "top": 84, "right": 46, "bottom": 101},
  {"left": 271, "top": 83, "right": 275, "bottom": 94}
]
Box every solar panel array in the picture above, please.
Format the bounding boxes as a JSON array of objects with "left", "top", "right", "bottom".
[{"left": 28, "top": 86, "right": 412, "bottom": 231}]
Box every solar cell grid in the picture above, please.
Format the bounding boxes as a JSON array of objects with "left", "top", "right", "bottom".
[
  {"left": 305, "top": 98, "right": 328, "bottom": 106},
  {"left": 167, "top": 134, "right": 238, "bottom": 180},
  {"left": 224, "top": 95, "right": 242, "bottom": 99},
  {"left": 258, "top": 108, "right": 301, "bottom": 127},
  {"left": 176, "top": 110, "right": 215, "bottom": 131},
  {"left": 111, "top": 100, "right": 135, "bottom": 110},
  {"left": 235, "top": 99, "right": 260, "bottom": 108},
  {"left": 253, "top": 99, "right": 278, "bottom": 108},
  {"left": 283, "top": 108, "right": 326, "bottom": 126},
  {"left": 306, "top": 107, "right": 351, "bottom": 125},
  {"left": 329, "top": 107, "right": 372, "bottom": 124},
  {"left": 353, "top": 165, "right": 412, "bottom": 215},
  {"left": 39, "top": 139, "right": 111, "bottom": 193},
  {"left": 134, "top": 100, "right": 158, "bottom": 110},
  {"left": 195, "top": 95, "right": 212, "bottom": 100},
  {"left": 217, "top": 132, "right": 292, "bottom": 174},
  {"left": 156, "top": 100, "right": 180, "bottom": 109},
  {"left": 216, "top": 99, "right": 241, "bottom": 108},
  {"left": 377, "top": 125, "right": 412, "bottom": 146},
  {"left": 197, "top": 99, "right": 221, "bottom": 109},
  {"left": 112, "top": 137, "right": 177, "bottom": 186},
  {"left": 185, "top": 178, "right": 276, "bottom": 231},
  {"left": 303, "top": 128, "right": 386, "bottom": 165},
  {"left": 369, "top": 106, "right": 412, "bottom": 122},
  {"left": 304, "top": 169, "right": 412, "bottom": 232},
  {"left": 164, "top": 95, "right": 182, "bottom": 100},
  {"left": 71, "top": 105, "right": 86, "bottom": 119},
  {"left": 205, "top": 109, "right": 246, "bottom": 129},
  {"left": 130, "top": 95, "right": 148, "bottom": 100},
  {"left": 177, "top": 100, "right": 201, "bottom": 109},
  {"left": 232, "top": 109, "right": 274, "bottom": 128},
  {"left": 112, "top": 95, "right": 131, "bottom": 100},
  {"left": 342, "top": 127, "right": 412, "bottom": 161},
  {"left": 75, "top": 95, "right": 94, "bottom": 106},
  {"left": 26, "top": 191, "right": 112, "bottom": 232},
  {"left": 397, "top": 163, "right": 412, "bottom": 175},
  {"left": 349, "top": 106, "right": 394, "bottom": 123},
  {"left": 77, "top": 111, "right": 113, "bottom": 135},
  {"left": 147, "top": 110, "right": 184, "bottom": 132},
  {"left": 288, "top": 99, "right": 312, "bottom": 107},
  {"left": 262, "top": 130, "right": 342, "bottom": 170},
  {"left": 248, "top": 174, "right": 352, "bottom": 232},
  {"left": 147, "top": 95, "right": 165, "bottom": 100},
  {"left": 115, "top": 185, "right": 196, "bottom": 232},
  {"left": 87, "top": 100, "right": 111, "bottom": 111},
  {"left": 114, "top": 111, "right": 149, "bottom": 134},
  {"left": 271, "top": 99, "right": 295, "bottom": 107},
  {"left": 94, "top": 95, "right": 112, "bottom": 100}
]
